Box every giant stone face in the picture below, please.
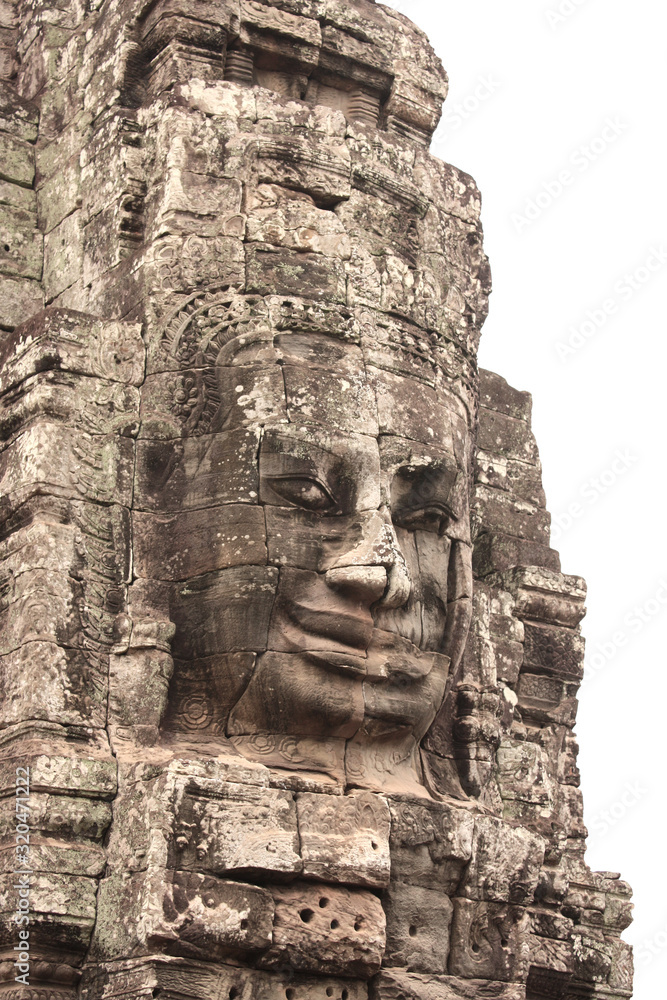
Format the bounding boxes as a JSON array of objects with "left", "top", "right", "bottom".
[{"left": 135, "top": 294, "right": 474, "bottom": 793}]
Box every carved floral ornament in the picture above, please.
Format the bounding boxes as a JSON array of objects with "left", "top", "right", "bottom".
[{"left": 158, "top": 287, "right": 480, "bottom": 437}]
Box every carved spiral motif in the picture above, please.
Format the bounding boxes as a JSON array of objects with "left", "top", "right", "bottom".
[{"left": 181, "top": 694, "right": 214, "bottom": 730}]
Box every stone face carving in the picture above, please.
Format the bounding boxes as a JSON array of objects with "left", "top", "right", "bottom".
[{"left": 0, "top": 2, "right": 632, "bottom": 999}]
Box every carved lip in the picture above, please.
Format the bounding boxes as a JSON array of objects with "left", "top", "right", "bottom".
[
  {"left": 306, "top": 650, "right": 368, "bottom": 676},
  {"left": 286, "top": 602, "right": 373, "bottom": 652}
]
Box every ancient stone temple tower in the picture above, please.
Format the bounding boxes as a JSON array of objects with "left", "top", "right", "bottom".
[{"left": 0, "top": 1, "right": 633, "bottom": 998}]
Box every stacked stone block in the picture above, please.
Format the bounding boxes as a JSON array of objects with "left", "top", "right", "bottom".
[{"left": 0, "top": 3, "right": 632, "bottom": 1000}]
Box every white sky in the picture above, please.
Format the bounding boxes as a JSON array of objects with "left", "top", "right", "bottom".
[{"left": 381, "top": 1, "right": 667, "bottom": 994}]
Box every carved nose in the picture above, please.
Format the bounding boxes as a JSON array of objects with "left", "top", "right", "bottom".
[
  {"left": 324, "top": 510, "right": 412, "bottom": 609},
  {"left": 325, "top": 565, "right": 388, "bottom": 603}
]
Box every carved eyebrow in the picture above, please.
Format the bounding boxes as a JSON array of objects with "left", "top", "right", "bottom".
[
  {"left": 260, "top": 440, "right": 340, "bottom": 490},
  {"left": 393, "top": 463, "right": 463, "bottom": 519},
  {"left": 260, "top": 439, "right": 353, "bottom": 509}
]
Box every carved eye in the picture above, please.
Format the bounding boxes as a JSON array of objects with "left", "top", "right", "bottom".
[
  {"left": 395, "top": 506, "right": 452, "bottom": 536},
  {"left": 267, "top": 477, "right": 336, "bottom": 513}
]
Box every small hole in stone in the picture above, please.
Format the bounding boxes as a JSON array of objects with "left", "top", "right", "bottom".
[
  {"left": 152, "top": 992, "right": 162, "bottom": 999},
  {"left": 330, "top": 919, "right": 339, "bottom": 929},
  {"left": 501, "top": 938, "right": 509, "bottom": 948},
  {"left": 371, "top": 841, "right": 379, "bottom": 850},
  {"left": 3, "top": 245, "right": 9, "bottom": 253},
  {"left": 354, "top": 916, "right": 364, "bottom": 931},
  {"left": 326, "top": 990, "right": 334, "bottom": 998},
  {"left": 285, "top": 990, "right": 295, "bottom": 1000},
  {"left": 342, "top": 991, "right": 349, "bottom": 1000},
  {"left": 319, "top": 897, "right": 329, "bottom": 908},
  {"left": 240, "top": 919, "right": 248, "bottom": 930},
  {"left": 409, "top": 925, "right": 418, "bottom": 937},
  {"left": 472, "top": 944, "right": 480, "bottom": 954},
  {"left": 229, "top": 990, "right": 240, "bottom": 1000},
  {"left": 299, "top": 908, "right": 315, "bottom": 923}
]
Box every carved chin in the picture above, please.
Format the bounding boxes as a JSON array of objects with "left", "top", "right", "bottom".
[{"left": 227, "top": 644, "right": 452, "bottom": 743}]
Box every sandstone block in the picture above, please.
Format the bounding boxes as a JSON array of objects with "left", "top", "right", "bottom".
[
  {"left": 170, "top": 776, "right": 302, "bottom": 879},
  {"left": 249, "top": 135, "right": 352, "bottom": 207},
  {"left": 0, "top": 131, "right": 34, "bottom": 187},
  {"left": 448, "top": 898, "right": 529, "bottom": 982},
  {"left": 0, "top": 641, "right": 107, "bottom": 728},
  {"left": 459, "top": 816, "right": 545, "bottom": 906},
  {"left": 133, "top": 504, "right": 267, "bottom": 581},
  {"left": 371, "top": 970, "right": 526, "bottom": 1000},
  {"left": 473, "top": 531, "right": 561, "bottom": 577},
  {"left": 0, "top": 204, "right": 42, "bottom": 281},
  {"left": 523, "top": 622, "right": 586, "bottom": 682},
  {"left": 473, "top": 487, "right": 551, "bottom": 545},
  {"left": 0, "top": 309, "right": 145, "bottom": 391},
  {"left": 496, "top": 739, "right": 556, "bottom": 815},
  {"left": 0, "top": 420, "right": 136, "bottom": 508},
  {"left": 389, "top": 797, "right": 474, "bottom": 893},
  {"left": 0, "top": 274, "right": 43, "bottom": 328},
  {"left": 296, "top": 790, "right": 390, "bottom": 888},
  {"left": 479, "top": 370, "right": 533, "bottom": 422},
  {"left": 43, "top": 210, "right": 83, "bottom": 301},
  {"left": 260, "top": 882, "right": 385, "bottom": 978},
  {"left": 490, "top": 567, "right": 587, "bottom": 628},
  {"left": 516, "top": 674, "right": 577, "bottom": 728},
  {"left": 80, "top": 957, "right": 369, "bottom": 1000},
  {"left": 0, "top": 871, "right": 98, "bottom": 955},
  {"left": 133, "top": 429, "right": 262, "bottom": 512},
  {"left": 246, "top": 244, "right": 347, "bottom": 303},
  {"left": 93, "top": 869, "right": 274, "bottom": 960},
  {"left": 477, "top": 408, "right": 539, "bottom": 465},
  {"left": 169, "top": 564, "right": 278, "bottom": 658},
  {"left": 383, "top": 881, "right": 453, "bottom": 973},
  {"left": 163, "top": 651, "right": 255, "bottom": 736}
]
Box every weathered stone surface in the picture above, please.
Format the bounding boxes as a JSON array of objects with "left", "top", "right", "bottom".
[
  {"left": 80, "top": 958, "right": 370, "bottom": 1000},
  {"left": 459, "top": 816, "right": 545, "bottom": 905},
  {"left": 383, "top": 882, "right": 453, "bottom": 973},
  {"left": 0, "top": 1, "right": 631, "bottom": 996},
  {"left": 389, "top": 798, "right": 475, "bottom": 893},
  {"left": 102, "top": 759, "right": 302, "bottom": 881},
  {"left": 93, "top": 870, "right": 274, "bottom": 960},
  {"left": 171, "top": 778, "right": 302, "bottom": 879},
  {"left": 297, "top": 791, "right": 391, "bottom": 887},
  {"left": 0, "top": 273, "right": 43, "bottom": 328},
  {"left": 260, "top": 882, "right": 386, "bottom": 978},
  {"left": 523, "top": 622, "right": 586, "bottom": 682},
  {"left": 371, "top": 970, "right": 526, "bottom": 1000},
  {"left": 449, "top": 899, "right": 529, "bottom": 982},
  {"left": 489, "top": 568, "right": 587, "bottom": 628},
  {"left": 0, "top": 309, "right": 145, "bottom": 390}
]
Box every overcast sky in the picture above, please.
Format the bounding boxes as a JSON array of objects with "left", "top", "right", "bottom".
[{"left": 381, "top": 1, "right": 667, "bottom": 994}]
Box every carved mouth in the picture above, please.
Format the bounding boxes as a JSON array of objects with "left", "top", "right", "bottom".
[{"left": 285, "top": 602, "right": 374, "bottom": 652}]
